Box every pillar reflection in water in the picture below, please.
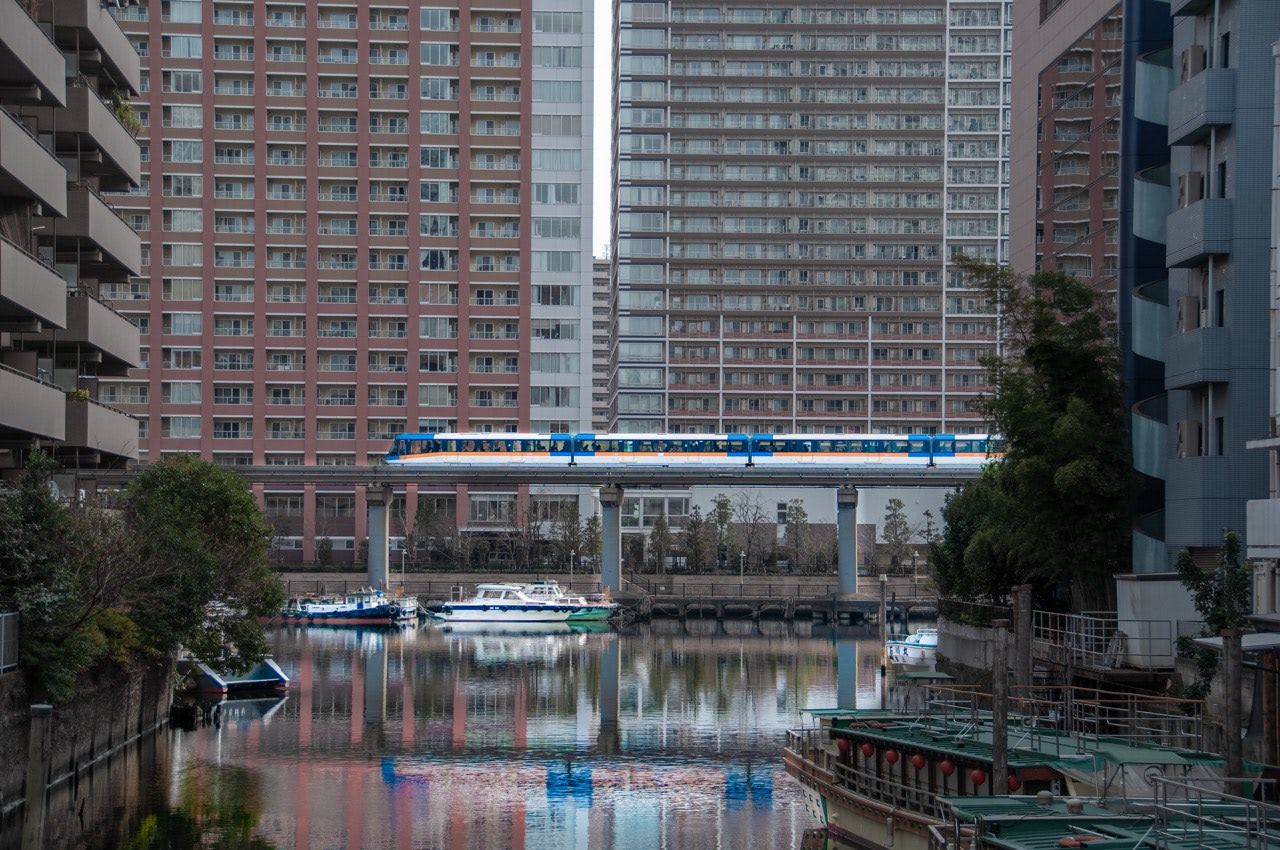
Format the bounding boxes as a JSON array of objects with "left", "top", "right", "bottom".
[
  {"left": 836, "top": 632, "right": 859, "bottom": 710},
  {"left": 597, "top": 636, "right": 621, "bottom": 754},
  {"left": 364, "top": 631, "right": 388, "bottom": 730}
]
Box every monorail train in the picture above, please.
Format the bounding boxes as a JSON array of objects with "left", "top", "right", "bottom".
[{"left": 385, "top": 432, "right": 1002, "bottom": 469}]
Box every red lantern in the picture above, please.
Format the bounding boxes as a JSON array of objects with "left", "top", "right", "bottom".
[
  {"left": 861, "top": 743, "right": 876, "bottom": 758},
  {"left": 939, "top": 759, "right": 956, "bottom": 777},
  {"left": 971, "top": 769, "right": 987, "bottom": 787},
  {"left": 837, "top": 738, "right": 851, "bottom": 754},
  {"left": 1007, "top": 775, "right": 1021, "bottom": 792},
  {"left": 885, "top": 749, "right": 900, "bottom": 765},
  {"left": 911, "top": 754, "right": 927, "bottom": 771}
]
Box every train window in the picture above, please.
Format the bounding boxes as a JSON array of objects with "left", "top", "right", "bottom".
[
  {"left": 909, "top": 437, "right": 930, "bottom": 453},
  {"left": 729, "top": 439, "right": 747, "bottom": 453},
  {"left": 952, "top": 440, "right": 971, "bottom": 453},
  {"left": 887, "top": 440, "right": 909, "bottom": 453},
  {"left": 551, "top": 439, "right": 568, "bottom": 452},
  {"left": 935, "top": 440, "right": 955, "bottom": 453}
]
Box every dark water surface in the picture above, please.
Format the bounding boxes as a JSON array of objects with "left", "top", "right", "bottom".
[{"left": 41, "top": 621, "right": 894, "bottom": 848}]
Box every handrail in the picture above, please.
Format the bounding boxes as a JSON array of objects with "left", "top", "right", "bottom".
[{"left": 0, "top": 360, "right": 60, "bottom": 390}]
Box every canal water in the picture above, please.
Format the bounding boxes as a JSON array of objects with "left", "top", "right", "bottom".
[{"left": 39, "top": 621, "right": 896, "bottom": 849}]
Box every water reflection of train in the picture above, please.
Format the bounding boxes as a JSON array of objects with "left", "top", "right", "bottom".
[{"left": 386, "top": 432, "right": 1002, "bottom": 470}]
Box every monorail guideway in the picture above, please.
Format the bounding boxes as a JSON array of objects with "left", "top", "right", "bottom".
[{"left": 82, "top": 432, "right": 994, "bottom": 597}]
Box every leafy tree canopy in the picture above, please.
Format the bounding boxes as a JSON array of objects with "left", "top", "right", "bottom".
[
  {"left": 0, "top": 453, "right": 283, "bottom": 701},
  {"left": 932, "top": 259, "right": 1133, "bottom": 610}
]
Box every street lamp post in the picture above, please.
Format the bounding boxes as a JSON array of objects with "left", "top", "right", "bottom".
[
  {"left": 740, "top": 550, "right": 746, "bottom": 591},
  {"left": 569, "top": 550, "right": 576, "bottom": 590}
]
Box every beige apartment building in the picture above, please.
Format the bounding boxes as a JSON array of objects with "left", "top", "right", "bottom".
[{"left": 611, "top": 0, "right": 1011, "bottom": 436}]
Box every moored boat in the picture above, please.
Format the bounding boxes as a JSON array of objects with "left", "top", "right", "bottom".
[
  {"left": 784, "top": 682, "right": 1255, "bottom": 850},
  {"left": 275, "top": 588, "right": 403, "bottom": 625},
  {"left": 518, "top": 580, "right": 619, "bottom": 622},
  {"left": 436, "top": 582, "right": 577, "bottom": 623},
  {"left": 886, "top": 627, "right": 938, "bottom": 664}
]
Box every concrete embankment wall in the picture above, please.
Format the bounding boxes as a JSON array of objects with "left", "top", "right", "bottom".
[{"left": 0, "top": 658, "right": 173, "bottom": 829}]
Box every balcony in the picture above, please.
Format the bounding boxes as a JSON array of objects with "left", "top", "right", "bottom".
[
  {"left": 0, "top": 0, "right": 67, "bottom": 104},
  {"left": 1164, "top": 325, "right": 1228, "bottom": 390},
  {"left": 36, "top": 185, "right": 140, "bottom": 277},
  {"left": 54, "top": 292, "right": 140, "bottom": 374},
  {"left": 0, "top": 107, "right": 66, "bottom": 216},
  {"left": 61, "top": 84, "right": 142, "bottom": 189},
  {"left": 0, "top": 236, "right": 66, "bottom": 328},
  {"left": 1168, "top": 69, "right": 1234, "bottom": 147},
  {"left": 37, "top": 0, "right": 141, "bottom": 95},
  {"left": 0, "top": 363, "right": 65, "bottom": 440},
  {"left": 63, "top": 398, "right": 138, "bottom": 464},
  {"left": 1165, "top": 197, "right": 1231, "bottom": 268}
]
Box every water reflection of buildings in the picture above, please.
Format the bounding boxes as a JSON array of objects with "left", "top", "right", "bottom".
[{"left": 159, "top": 623, "right": 881, "bottom": 848}]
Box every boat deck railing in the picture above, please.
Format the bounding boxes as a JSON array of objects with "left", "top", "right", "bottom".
[
  {"left": 834, "top": 759, "right": 941, "bottom": 819},
  {"left": 905, "top": 685, "right": 1204, "bottom": 755},
  {"left": 786, "top": 728, "right": 942, "bottom": 818},
  {"left": 1152, "top": 777, "right": 1280, "bottom": 850}
]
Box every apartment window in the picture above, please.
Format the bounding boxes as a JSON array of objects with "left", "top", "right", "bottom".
[
  {"left": 532, "top": 47, "right": 582, "bottom": 67},
  {"left": 532, "top": 12, "right": 581, "bottom": 32},
  {"left": 532, "top": 81, "right": 582, "bottom": 102},
  {"left": 162, "top": 381, "right": 201, "bottom": 403},
  {"left": 532, "top": 217, "right": 581, "bottom": 239},
  {"left": 532, "top": 115, "right": 583, "bottom": 136},
  {"left": 420, "top": 8, "right": 457, "bottom": 30},
  {"left": 420, "top": 43, "right": 458, "bottom": 65},
  {"left": 162, "top": 70, "right": 202, "bottom": 92},
  {"left": 162, "top": 416, "right": 201, "bottom": 438},
  {"left": 533, "top": 183, "right": 580, "bottom": 204},
  {"left": 531, "top": 251, "right": 579, "bottom": 273},
  {"left": 532, "top": 150, "right": 582, "bottom": 171},
  {"left": 162, "top": 278, "right": 202, "bottom": 300},
  {"left": 532, "top": 285, "right": 578, "bottom": 306}
]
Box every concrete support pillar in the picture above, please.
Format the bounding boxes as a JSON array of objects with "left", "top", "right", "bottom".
[
  {"left": 992, "top": 620, "right": 1010, "bottom": 796},
  {"left": 22, "top": 704, "right": 52, "bottom": 850},
  {"left": 836, "top": 485, "right": 859, "bottom": 595},
  {"left": 1012, "top": 584, "right": 1033, "bottom": 689},
  {"left": 1222, "top": 628, "right": 1243, "bottom": 796},
  {"left": 366, "top": 484, "right": 392, "bottom": 589},
  {"left": 600, "top": 484, "right": 624, "bottom": 593}
]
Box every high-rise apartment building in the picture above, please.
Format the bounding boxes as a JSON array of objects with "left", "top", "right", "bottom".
[
  {"left": 611, "top": 0, "right": 1011, "bottom": 436},
  {"left": 108, "top": 0, "right": 594, "bottom": 560},
  {"left": 0, "top": 0, "right": 142, "bottom": 476}
]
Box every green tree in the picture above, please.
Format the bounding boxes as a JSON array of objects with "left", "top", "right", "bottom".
[
  {"left": 880, "top": 498, "right": 914, "bottom": 573},
  {"left": 784, "top": 499, "right": 810, "bottom": 571},
  {"left": 935, "top": 259, "right": 1133, "bottom": 610},
  {"left": 126, "top": 456, "right": 284, "bottom": 677},
  {"left": 649, "top": 513, "right": 672, "bottom": 574},
  {"left": 0, "top": 454, "right": 282, "bottom": 701},
  {"left": 711, "top": 494, "right": 734, "bottom": 570},
  {"left": 680, "top": 505, "right": 711, "bottom": 571},
  {"left": 582, "top": 513, "right": 602, "bottom": 572},
  {"left": 1175, "top": 531, "right": 1251, "bottom": 700},
  {"left": 550, "top": 500, "right": 582, "bottom": 567}
]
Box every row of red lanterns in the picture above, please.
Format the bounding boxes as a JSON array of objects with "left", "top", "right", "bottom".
[{"left": 836, "top": 739, "right": 1021, "bottom": 791}]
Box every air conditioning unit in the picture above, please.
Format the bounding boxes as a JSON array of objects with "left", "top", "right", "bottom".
[
  {"left": 1176, "top": 296, "right": 1201, "bottom": 332},
  {"left": 1181, "top": 45, "right": 1206, "bottom": 82},
  {"left": 1177, "top": 171, "right": 1204, "bottom": 209},
  {"left": 1176, "top": 420, "right": 1202, "bottom": 459}
]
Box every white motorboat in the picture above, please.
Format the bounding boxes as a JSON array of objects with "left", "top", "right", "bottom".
[
  {"left": 518, "top": 580, "right": 619, "bottom": 623},
  {"left": 436, "top": 583, "right": 577, "bottom": 623},
  {"left": 885, "top": 627, "right": 938, "bottom": 664}
]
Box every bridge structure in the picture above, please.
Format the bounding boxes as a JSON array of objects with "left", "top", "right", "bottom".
[{"left": 86, "top": 463, "right": 985, "bottom": 601}]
